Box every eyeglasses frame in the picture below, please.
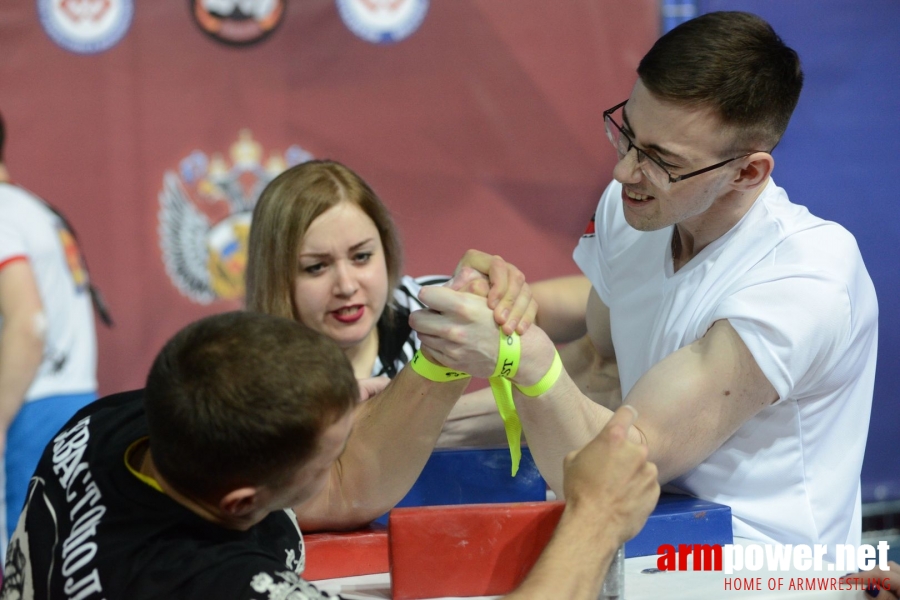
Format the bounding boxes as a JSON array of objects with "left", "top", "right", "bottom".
[{"left": 602, "top": 100, "right": 762, "bottom": 186}]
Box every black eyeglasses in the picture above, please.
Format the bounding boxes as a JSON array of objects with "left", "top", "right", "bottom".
[{"left": 603, "top": 100, "right": 758, "bottom": 190}]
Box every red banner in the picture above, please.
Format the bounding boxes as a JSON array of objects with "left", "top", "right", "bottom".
[{"left": 0, "top": 0, "right": 658, "bottom": 394}]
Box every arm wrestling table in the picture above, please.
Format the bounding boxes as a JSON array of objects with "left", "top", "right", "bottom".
[
  {"left": 304, "top": 447, "right": 871, "bottom": 599},
  {"left": 311, "top": 540, "right": 864, "bottom": 600}
]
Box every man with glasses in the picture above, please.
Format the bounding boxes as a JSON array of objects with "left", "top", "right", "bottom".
[{"left": 412, "top": 11, "right": 878, "bottom": 555}]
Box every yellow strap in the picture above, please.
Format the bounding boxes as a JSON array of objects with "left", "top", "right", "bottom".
[
  {"left": 488, "top": 330, "right": 522, "bottom": 476},
  {"left": 515, "top": 350, "right": 563, "bottom": 397},
  {"left": 124, "top": 437, "right": 164, "bottom": 493},
  {"left": 412, "top": 334, "right": 525, "bottom": 476},
  {"left": 410, "top": 350, "right": 472, "bottom": 382},
  {"left": 490, "top": 330, "right": 520, "bottom": 380}
]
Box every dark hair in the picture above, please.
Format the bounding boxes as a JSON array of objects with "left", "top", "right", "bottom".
[
  {"left": 245, "top": 159, "right": 403, "bottom": 322},
  {"left": 144, "top": 311, "right": 358, "bottom": 501},
  {"left": 637, "top": 11, "right": 803, "bottom": 150}
]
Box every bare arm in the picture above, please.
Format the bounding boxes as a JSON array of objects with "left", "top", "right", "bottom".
[
  {"left": 531, "top": 275, "right": 591, "bottom": 343},
  {"left": 436, "top": 334, "right": 622, "bottom": 450},
  {"left": 515, "top": 320, "right": 776, "bottom": 490},
  {"left": 558, "top": 335, "right": 621, "bottom": 411},
  {"left": 626, "top": 318, "right": 777, "bottom": 481},
  {"left": 523, "top": 323, "right": 777, "bottom": 490},
  {"left": 435, "top": 339, "right": 622, "bottom": 450},
  {"left": 0, "top": 260, "right": 45, "bottom": 452},
  {"left": 437, "top": 279, "right": 615, "bottom": 448},
  {"left": 295, "top": 254, "right": 548, "bottom": 526},
  {"left": 412, "top": 286, "right": 777, "bottom": 493},
  {"left": 436, "top": 386, "right": 507, "bottom": 448},
  {"left": 506, "top": 406, "right": 659, "bottom": 600},
  {"left": 294, "top": 361, "right": 468, "bottom": 530},
  {"left": 411, "top": 286, "right": 620, "bottom": 492}
]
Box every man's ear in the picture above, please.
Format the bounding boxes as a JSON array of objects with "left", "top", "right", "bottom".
[
  {"left": 732, "top": 151, "right": 774, "bottom": 191},
  {"left": 220, "top": 486, "right": 263, "bottom": 518}
]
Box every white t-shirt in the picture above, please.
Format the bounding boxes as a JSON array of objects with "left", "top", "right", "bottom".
[
  {"left": 0, "top": 183, "right": 97, "bottom": 402},
  {"left": 573, "top": 178, "right": 878, "bottom": 551}
]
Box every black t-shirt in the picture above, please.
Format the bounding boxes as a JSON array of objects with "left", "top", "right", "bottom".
[{"left": 0, "top": 390, "right": 339, "bottom": 600}]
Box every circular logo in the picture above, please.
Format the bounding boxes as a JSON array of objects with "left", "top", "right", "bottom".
[
  {"left": 336, "top": 0, "right": 429, "bottom": 44},
  {"left": 38, "top": 0, "right": 134, "bottom": 54},
  {"left": 191, "top": 0, "right": 286, "bottom": 46}
]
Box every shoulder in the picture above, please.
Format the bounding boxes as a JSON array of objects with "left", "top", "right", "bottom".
[
  {"left": 755, "top": 183, "right": 875, "bottom": 304},
  {"left": 194, "top": 512, "right": 335, "bottom": 600},
  {"left": 113, "top": 553, "right": 333, "bottom": 600},
  {"left": 594, "top": 181, "right": 640, "bottom": 243},
  {"left": 577, "top": 180, "right": 620, "bottom": 241},
  {"left": 127, "top": 509, "right": 310, "bottom": 599},
  {"left": 70, "top": 389, "right": 145, "bottom": 426},
  {"left": 760, "top": 183, "right": 855, "bottom": 251},
  {"left": 0, "top": 185, "right": 57, "bottom": 257},
  {"left": 574, "top": 181, "right": 668, "bottom": 298},
  {"left": 43, "top": 390, "right": 144, "bottom": 471},
  {"left": 577, "top": 181, "right": 666, "bottom": 254},
  {"left": 0, "top": 184, "right": 49, "bottom": 219},
  {"left": 714, "top": 188, "right": 878, "bottom": 399},
  {"left": 46, "top": 389, "right": 145, "bottom": 465}
]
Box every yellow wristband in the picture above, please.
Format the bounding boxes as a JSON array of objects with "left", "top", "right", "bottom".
[
  {"left": 490, "top": 330, "right": 520, "bottom": 380},
  {"left": 514, "top": 350, "right": 562, "bottom": 397},
  {"left": 410, "top": 350, "right": 471, "bottom": 382},
  {"left": 488, "top": 329, "right": 523, "bottom": 477}
]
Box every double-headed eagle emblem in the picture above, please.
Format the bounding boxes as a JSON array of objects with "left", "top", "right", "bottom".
[{"left": 158, "top": 130, "right": 312, "bottom": 303}]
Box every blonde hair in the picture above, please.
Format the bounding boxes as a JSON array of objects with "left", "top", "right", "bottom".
[{"left": 245, "top": 160, "right": 402, "bottom": 321}]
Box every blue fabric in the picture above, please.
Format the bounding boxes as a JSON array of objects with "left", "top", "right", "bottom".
[
  {"left": 373, "top": 446, "right": 546, "bottom": 526},
  {"left": 4, "top": 392, "right": 96, "bottom": 541}
]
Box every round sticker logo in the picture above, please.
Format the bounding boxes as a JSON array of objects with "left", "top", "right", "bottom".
[
  {"left": 336, "top": 0, "right": 429, "bottom": 44},
  {"left": 191, "top": 0, "right": 286, "bottom": 46},
  {"left": 37, "top": 0, "right": 134, "bottom": 54}
]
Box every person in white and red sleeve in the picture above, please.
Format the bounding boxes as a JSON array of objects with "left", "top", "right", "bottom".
[{"left": 0, "top": 110, "right": 98, "bottom": 561}]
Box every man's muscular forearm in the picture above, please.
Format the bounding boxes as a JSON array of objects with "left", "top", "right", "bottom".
[
  {"left": 558, "top": 335, "right": 621, "bottom": 411},
  {"left": 294, "top": 364, "right": 468, "bottom": 530}
]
